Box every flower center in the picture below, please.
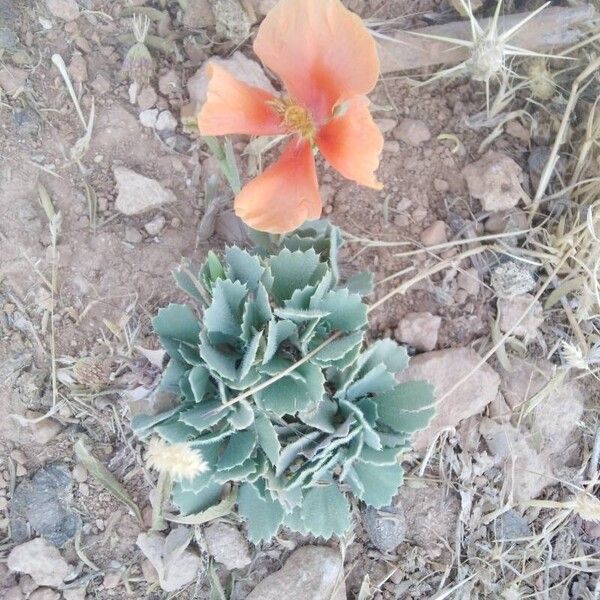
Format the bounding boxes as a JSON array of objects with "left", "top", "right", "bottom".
[{"left": 270, "top": 98, "right": 316, "bottom": 140}]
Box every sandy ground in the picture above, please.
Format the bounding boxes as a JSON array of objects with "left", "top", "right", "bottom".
[{"left": 1, "top": 0, "right": 599, "bottom": 599}]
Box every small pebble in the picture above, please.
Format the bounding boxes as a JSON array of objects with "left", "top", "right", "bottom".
[
  {"left": 137, "top": 86, "right": 157, "bottom": 111},
  {"left": 124, "top": 227, "right": 143, "bottom": 244},
  {"left": 420, "top": 220, "right": 447, "bottom": 246},
  {"left": 375, "top": 118, "right": 397, "bottom": 134},
  {"left": 433, "top": 178, "right": 449, "bottom": 193},
  {"left": 155, "top": 110, "right": 178, "bottom": 132},
  {"left": 457, "top": 268, "right": 480, "bottom": 296},
  {"left": 29, "top": 588, "right": 60, "bottom": 600},
  {"left": 144, "top": 214, "right": 166, "bottom": 236},
  {"left": 72, "top": 464, "right": 88, "bottom": 483},
  {"left": 139, "top": 108, "right": 159, "bottom": 129},
  {"left": 102, "top": 571, "right": 121, "bottom": 590},
  {"left": 394, "top": 118, "right": 431, "bottom": 146}
]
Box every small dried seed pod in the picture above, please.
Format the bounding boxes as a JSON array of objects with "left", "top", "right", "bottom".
[
  {"left": 527, "top": 59, "right": 556, "bottom": 101},
  {"left": 122, "top": 15, "right": 154, "bottom": 86},
  {"left": 73, "top": 357, "right": 110, "bottom": 389}
]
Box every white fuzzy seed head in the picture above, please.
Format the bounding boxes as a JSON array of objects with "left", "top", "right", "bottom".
[
  {"left": 146, "top": 437, "right": 209, "bottom": 481},
  {"left": 573, "top": 492, "right": 600, "bottom": 523}
]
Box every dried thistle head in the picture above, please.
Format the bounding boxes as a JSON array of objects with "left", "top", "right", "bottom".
[
  {"left": 122, "top": 15, "right": 154, "bottom": 86},
  {"left": 527, "top": 59, "right": 556, "bottom": 100},
  {"left": 146, "top": 437, "right": 208, "bottom": 481}
]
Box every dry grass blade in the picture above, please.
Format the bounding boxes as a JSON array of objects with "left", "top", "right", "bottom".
[{"left": 74, "top": 438, "right": 143, "bottom": 523}]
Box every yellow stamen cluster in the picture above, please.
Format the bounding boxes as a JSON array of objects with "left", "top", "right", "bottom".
[{"left": 270, "top": 97, "right": 316, "bottom": 140}]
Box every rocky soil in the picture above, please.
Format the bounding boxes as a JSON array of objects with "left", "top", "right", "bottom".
[{"left": 0, "top": 0, "right": 598, "bottom": 599}]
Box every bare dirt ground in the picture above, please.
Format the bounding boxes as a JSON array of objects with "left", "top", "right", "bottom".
[{"left": 1, "top": 0, "right": 599, "bottom": 599}]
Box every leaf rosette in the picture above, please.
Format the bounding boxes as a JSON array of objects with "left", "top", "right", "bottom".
[{"left": 133, "top": 225, "right": 434, "bottom": 542}]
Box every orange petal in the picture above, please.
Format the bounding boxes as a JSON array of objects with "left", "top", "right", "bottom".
[
  {"left": 316, "top": 96, "right": 383, "bottom": 189},
  {"left": 235, "top": 140, "right": 322, "bottom": 234},
  {"left": 198, "top": 64, "right": 283, "bottom": 136},
  {"left": 254, "top": 0, "right": 379, "bottom": 123}
]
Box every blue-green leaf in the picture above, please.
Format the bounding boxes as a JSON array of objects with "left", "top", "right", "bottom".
[
  {"left": 153, "top": 304, "right": 200, "bottom": 358},
  {"left": 189, "top": 365, "right": 210, "bottom": 403},
  {"left": 348, "top": 462, "right": 405, "bottom": 508},
  {"left": 375, "top": 381, "right": 435, "bottom": 433},
  {"left": 180, "top": 401, "right": 226, "bottom": 432},
  {"left": 225, "top": 246, "right": 264, "bottom": 291},
  {"left": 256, "top": 362, "right": 324, "bottom": 416},
  {"left": 269, "top": 249, "right": 323, "bottom": 303},
  {"left": 204, "top": 279, "right": 247, "bottom": 338},
  {"left": 301, "top": 484, "right": 352, "bottom": 538},
  {"left": 263, "top": 319, "right": 298, "bottom": 364},
  {"left": 345, "top": 271, "right": 374, "bottom": 296},
  {"left": 311, "top": 289, "right": 367, "bottom": 332},
  {"left": 255, "top": 413, "right": 280, "bottom": 465},
  {"left": 172, "top": 481, "right": 222, "bottom": 516},
  {"left": 217, "top": 429, "right": 257, "bottom": 470},
  {"left": 237, "top": 482, "right": 284, "bottom": 543}
]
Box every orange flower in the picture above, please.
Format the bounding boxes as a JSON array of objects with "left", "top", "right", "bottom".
[{"left": 198, "top": 0, "right": 383, "bottom": 234}]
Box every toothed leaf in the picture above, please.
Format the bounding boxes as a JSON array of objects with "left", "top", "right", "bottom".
[
  {"left": 301, "top": 484, "right": 352, "bottom": 538},
  {"left": 237, "top": 482, "right": 285, "bottom": 543}
]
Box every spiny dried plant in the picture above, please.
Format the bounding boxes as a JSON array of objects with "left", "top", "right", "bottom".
[
  {"left": 386, "top": 0, "right": 563, "bottom": 113},
  {"left": 133, "top": 226, "right": 434, "bottom": 541}
]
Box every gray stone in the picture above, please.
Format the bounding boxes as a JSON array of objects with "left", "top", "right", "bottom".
[
  {"left": 187, "top": 51, "right": 276, "bottom": 105},
  {"left": 394, "top": 119, "right": 431, "bottom": 146},
  {"left": 246, "top": 546, "right": 345, "bottom": 600},
  {"left": 28, "top": 414, "right": 63, "bottom": 444},
  {"left": 462, "top": 151, "right": 527, "bottom": 211},
  {"left": 9, "top": 464, "right": 80, "bottom": 547},
  {"left": 114, "top": 167, "right": 176, "bottom": 215},
  {"left": 496, "top": 510, "right": 531, "bottom": 539},
  {"left": 420, "top": 221, "right": 447, "bottom": 246},
  {"left": 124, "top": 227, "right": 143, "bottom": 244},
  {"left": 140, "top": 108, "right": 158, "bottom": 129},
  {"left": 183, "top": 0, "right": 215, "bottom": 28},
  {"left": 397, "top": 312, "right": 441, "bottom": 352},
  {"left": 137, "top": 529, "right": 201, "bottom": 592},
  {"left": 13, "top": 107, "right": 41, "bottom": 136},
  {"left": 137, "top": 86, "right": 157, "bottom": 111},
  {"left": 3, "top": 587, "right": 23, "bottom": 600},
  {"left": 479, "top": 418, "right": 550, "bottom": 501},
  {"left": 0, "top": 28, "right": 19, "bottom": 50},
  {"left": 214, "top": 0, "right": 252, "bottom": 43},
  {"left": 375, "top": 118, "right": 397, "bottom": 134},
  {"left": 363, "top": 505, "right": 406, "bottom": 553},
  {"left": 155, "top": 110, "right": 178, "bottom": 133},
  {"left": 491, "top": 262, "right": 536, "bottom": 298},
  {"left": 204, "top": 522, "right": 252, "bottom": 570},
  {"left": 457, "top": 268, "right": 480, "bottom": 296},
  {"left": 7, "top": 538, "right": 70, "bottom": 588},
  {"left": 497, "top": 294, "right": 543, "bottom": 338},
  {"left": 46, "top": 0, "right": 79, "bottom": 21},
  {"left": 397, "top": 347, "right": 500, "bottom": 452},
  {"left": 144, "top": 214, "right": 166, "bottom": 236},
  {"left": 29, "top": 589, "right": 60, "bottom": 600}
]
